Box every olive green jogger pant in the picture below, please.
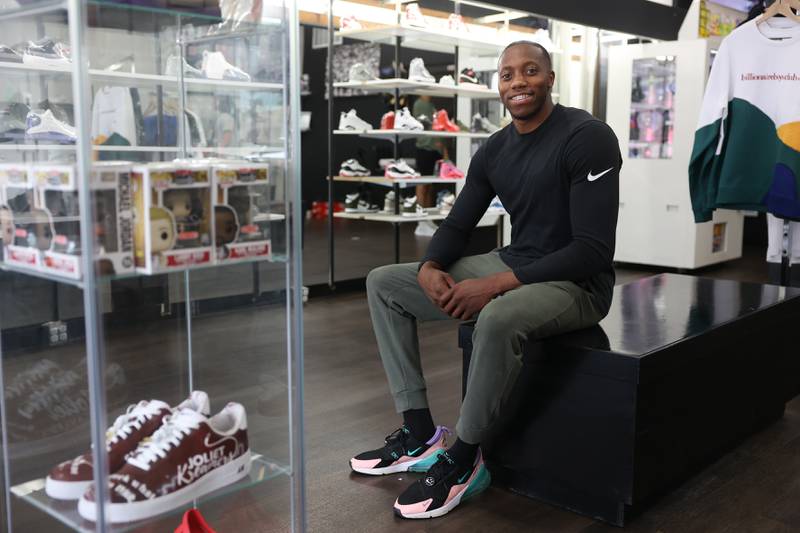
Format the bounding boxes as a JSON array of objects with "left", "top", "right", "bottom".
[{"left": 366, "top": 251, "right": 606, "bottom": 444}]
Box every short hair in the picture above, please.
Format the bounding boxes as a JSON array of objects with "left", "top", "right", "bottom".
[{"left": 499, "top": 40, "right": 552, "bottom": 71}]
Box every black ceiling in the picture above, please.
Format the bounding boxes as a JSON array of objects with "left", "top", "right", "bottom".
[{"left": 420, "top": 0, "right": 693, "bottom": 40}]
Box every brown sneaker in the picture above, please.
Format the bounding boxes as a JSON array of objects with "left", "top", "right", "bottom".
[
  {"left": 45, "top": 391, "right": 210, "bottom": 501},
  {"left": 78, "top": 402, "right": 251, "bottom": 523}
]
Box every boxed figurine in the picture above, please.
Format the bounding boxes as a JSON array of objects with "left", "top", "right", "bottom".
[
  {"left": 33, "top": 162, "right": 135, "bottom": 280},
  {"left": 0, "top": 164, "right": 51, "bottom": 270},
  {"left": 132, "top": 160, "right": 213, "bottom": 273},
  {"left": 213, "top": 162, "right": 271, "bottom": 263}
]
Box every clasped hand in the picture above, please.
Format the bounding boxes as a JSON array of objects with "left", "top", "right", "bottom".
[{"left": 417, "top": 263, "right": 497, "bottom": 320}]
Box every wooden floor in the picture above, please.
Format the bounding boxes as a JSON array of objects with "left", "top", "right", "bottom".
[{"left": 3, "top": 237, "right": 800, "bottom": 532}]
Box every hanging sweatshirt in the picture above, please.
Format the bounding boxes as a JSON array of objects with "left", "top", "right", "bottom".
[
  {"left": 689, "top": 18, "right": 800, "bottom": 223},
  {"left": 91, "top": 86, "right": 137, "bottom": 146}
]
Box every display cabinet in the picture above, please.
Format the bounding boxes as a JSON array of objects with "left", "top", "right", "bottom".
[{"left": 0, "top": 1, "right": 304, "bottom": 531}]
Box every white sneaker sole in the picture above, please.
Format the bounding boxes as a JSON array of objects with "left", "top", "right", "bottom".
[
  {"left": 395, "top": 490, "right": 466, "bottom": 519},
  {"left": 77, "top": 451, "right": 251, "bottom": 523},
  {"left": 45, "top": 477, "right": 91, "bottom": 500},
  {"left": 22, "top": 54, "right": 70, "bottom": 68}
]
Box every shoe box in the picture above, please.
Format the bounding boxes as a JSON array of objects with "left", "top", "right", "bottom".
[
  {"left": 212, "top": 162, "right": 272, "bottom": 263},
  {"left": 0, "top": 163, "right": 135, "bottom": 278}
]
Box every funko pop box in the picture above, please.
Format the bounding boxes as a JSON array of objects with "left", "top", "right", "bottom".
[{"left": 0, "top": 163, "right": 51, "bottom": 271}]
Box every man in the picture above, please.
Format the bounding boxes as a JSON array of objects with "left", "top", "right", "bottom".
[{"left": 351, "top": 41, "right": 621, "bottom": 519}]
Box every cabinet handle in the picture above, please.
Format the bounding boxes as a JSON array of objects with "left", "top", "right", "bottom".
[{"left": 666, "top": 204, "right": 679, "bottom": 212}]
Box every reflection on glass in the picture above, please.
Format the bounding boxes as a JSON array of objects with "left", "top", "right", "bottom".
[{"left": 629, "top": 56, "right": 676, "bottom": 160}]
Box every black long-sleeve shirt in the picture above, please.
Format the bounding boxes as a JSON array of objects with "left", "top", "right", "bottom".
[{"left": 422, "top": 104, "right": 622, "bottom": 312}]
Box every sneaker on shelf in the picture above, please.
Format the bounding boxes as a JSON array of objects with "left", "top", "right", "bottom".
[
  {"left": 340, "top": 14, "right": 362, "bottom": 30},
  {"left": 340, "top": 158, "right": 370, "bottom": 177},
  {"left": 402, "top": 196, "right": 427, "bottom": 217},
  {"left": 338, "top": 109, "right": 373, "bottom": 131},
  {"left": 22, "top": 37, "right": 70, "bottom": 67},
  {"left": 416, "top": 114, "right": 432, "bottom": 131},
  {"left": 415, "top": 219, "right": 438, "bottom": 237},
  {"left": 45, "top": 391, "right": 210, "bottom": 501},
  {"left": 471, "top": 113, "right": 499, "bottom": 134},
  {"left": 395, "top": 108, "right": 423, "bottom": 131},
  {"left": 435, "top": 159, "right": 464, "bottom": 179},
  {"left": 0, "top": 104, "right": 28, "bottom": 143},
  {"left": 385, "top": 159, "right": 420, "bottom": 179},
  {"left": 447, "top": 14, "right": 467, "bottom": 32},
  {"left": 384, "top": 190, "right": 397, "bottom": 213},
  {"left": 393, "top": 450, "right": 491, "bottom": 519},
  {"left": 408, "top": 57, "right": 435, "bottom": 83},
  {"left": 459, "top": 68, "right": 485, "bottom": 87},
  {"left": 490, "top": 71, "right": 499, "bottom": 90},
  {"left": 438, "top": 74, "right": 456, "bottom": 87},
  {"left": 165, "top": 55, "right": 203, "bottom": 78},
  {"left": 403, "top": 2, "right": 427, "bottom": 28},
  {"left": 380, "top": 110, "right": 395, "bottom": 130},
  {"left": 201, "top": 50, "right": 250, "bottom": 82},
  {"left": 345, "top": 192, "right": 379, "bottom": 213},
  {"left": 78, "top": 403, "right": 252, "bottom": 523},
  {"left": 437, "top": 190, "right": 456, "bottom": 214},
  {"left": 351, "top": 425, "right": 449, "bottom": 475},
  {"left": 25, "top": 109, "right": 76, "bottom": 144},
  {"left": 348, "top": 62, "right": 375, "bottom": 82},
  {"left": 432, "top": 109, "right": 459, "bottom": 133},
  {"left": 0, "top": 44, "right": 22, "bottom": 63}
]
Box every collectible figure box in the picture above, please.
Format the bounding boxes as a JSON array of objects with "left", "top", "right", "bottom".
[
  {"left": 0, "top": 164, "right": 49, "bottom": 270},
  {"left": 213, "top": 162, "right": 271, "bottom": 263}
]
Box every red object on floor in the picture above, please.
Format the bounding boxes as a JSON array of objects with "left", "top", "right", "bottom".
[
  {"left": 381, "top": 110, "right": 395, "bottom": 130},
  {"left": 432, "top": 109, "right": 459, "bottom": 132},
  {"left": 310, "top": 201, "right": 346, "bottom": 219},
  {"left": 175, "top": 509, "right": 217, "bottom": 533}
]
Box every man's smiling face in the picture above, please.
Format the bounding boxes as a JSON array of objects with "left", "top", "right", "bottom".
[{"left": 497, "top": 43, "right": 555, "bottom": 121}]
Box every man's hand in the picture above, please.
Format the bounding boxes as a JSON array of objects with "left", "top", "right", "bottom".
[
  {"left": 417, "top": 261, "right": 456, "bottom": 307},
  {"left": 440, "top": 271, "right": 522, "bottom": 320}
]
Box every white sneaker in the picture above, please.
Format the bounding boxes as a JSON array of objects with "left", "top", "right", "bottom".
[
  {"left": 348, "top": 63, "right": 375, "bottom": 82},
  {"left": 340, "top": 158, "right": 370, "bottom": 177},
  {"left": 165, "top": 55, "right": 203, "bottom": 78},
  {"left": 201, "top": 50, "right": 251, "bottom": 81},
  {"left": 438, "top": 75, "right": 456, "bottom": 87},
  {"left": 384, "top": 190, "right": 397, "bottom": 213},
  {"left": 403, "top": 3, "right": 426, "bottom": 28},
  {"left": 402, "top": 196, "right": 426, "bottom": 217},
  {"left": 338, "top": 109, "right": 373, "bottom": 131},
  {"left": 25, "top": 109, "right": 76, "bottom": 144},
  {"left": 437, "top": 191, "right": 455, "bottom": 214},
  {"left": 345, "top": 192, "right": 379, "bottom": 213},
  {"left": 414, "top": 219, "right": 437, "bottom": 236},
  {"left": 394, "top": 108, "right": 423, "bottom": 131},
  {"left": 472, "top": 113, "right": 500, "bottom": 133},
  {"left": 385, "top": 159, "right": 420, "bottom": 179},
  {"left": 340, "top": 14, "right": 362, "bottom": 30},
  {"left": 409, "top": 58, "right": 435, "bottom": 83}
]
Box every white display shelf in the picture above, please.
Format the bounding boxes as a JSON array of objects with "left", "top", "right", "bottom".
[
  {"left": 335, "top": 208, "right": 446, "bottom": 223},
  {"left": 330, "top": 175, "right": 462, "bottom": 187},
  {"left": 11, "top": 453, "right": 287, "bottom": 533},
  {"left": 333, "top": 129, "right": 492, "bottom": 140},
  {"left": 0, "top": 61, "right": 282, "bottom": 92},
  {"left": 334, "top": 78, "right": 497, "bottom": 99},
  {"left": 0, "top": 144, "right": 283, "bottom": 155},
  {"left": 337, "top": 25, "right": 507, "bottom": 55}
]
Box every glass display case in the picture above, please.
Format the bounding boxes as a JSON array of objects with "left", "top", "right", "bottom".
[
  {"left": 628, "top": 56, "right": 676, "bottom": 160},
  {"left": 0, "top": 0, "right": 304, "bottom": 531}
]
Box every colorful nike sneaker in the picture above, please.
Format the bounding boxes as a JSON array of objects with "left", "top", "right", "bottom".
[
  {"left": 350, "top": 425, "right": 448, "bottom": 475},
  {"left": 45, "top": 391, "right": 210, "bottom": 501},
  {"left": 393, "top": 450, "right": 491, "bottom": 519}
]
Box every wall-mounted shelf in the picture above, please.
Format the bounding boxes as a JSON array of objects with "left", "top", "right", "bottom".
[{"left": 334, "top": 78, "right": 498, "bottom": 99}]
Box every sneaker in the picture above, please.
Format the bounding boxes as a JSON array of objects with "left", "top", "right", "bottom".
[
  {"left": 340, "top": 14, "right": 362, "bottom": 30},
  {"left": 350, "top": 425, "right": 449, "bottom": 475},
  {"left": 403, "top": 2, "right": 426, "bottom": 28},
  {"left": 393, "top": 450, "right": 491, "bottom": 519},
  {"left": 448, "top": 14, "right": 467, "bottom": 32},
  {"left": 25, "top": 109, "right": 76, "bottom": 144},
  {"left": 348, "top": 62, "right": 375, "bottom": 82},
  {"left": 460, "top": 68, "right": 484, "bottom": 87},
  {"left": 201, "top": 50, "right": 250, "bottom": 82},
  {"left": 437, "top": 191, "right": 456, "bottom": 214},
  {"left": 384, "top": 190, "right": 397, "bottom": 213},
  {"left": 414, "top": 219, "right": 438, "bottom": 237},
  {"left": 345, "top": 192, "right": 379, "bottom": 213},
  {"left": 432, "top": 109, "right": 459, "bottom": 133},
  {"left": 22, "top": 37, "right": 70, "bottom": 67},
  {"left": 394, "top": 108, "right": 423, "bottom": 131},
  {"left": 408, "top": 58, "right": 435, "bottom": 83},
  {"left": 438, "top": 75, "right": 456, "bottom": 87},
  {"left": 340, "top": 158, "right": 370, "bottom": 177},
  {"left": 0, "top": 44, "right": 22, "bottom": 63},
  {"left": 435, "top": 159, "right": 464, "bottom": 179},
  {"left": 380, "top": 110, "right": 395, "bottom": 130},
  {"left": 416, "top": 114, "right": 432, "bottom": 130},
  {"left": 165, "top": 55, "right": 203, "bottom": 78},
  {"left": 402, "top": 196, "right": 426, "bottom": 217},
  {"left": 0, "top": 105, "right": 28, "bottom": 143},
  {"left": 175, "top": 509, "right": 216, "bottom": 533},
  {"left": 78, "top": 403, "right": 252, "bottom": 523},
  {"left": 471, "top": 113, "right": 499, "bottom": 134},
  {"left": 338, "top": 109, "right": 373, "bottom": 131},
  {"left": 385, "top": 159, "right": 420, "bottom": 179},
  {"left": 45, "top": 391, "right": 210, "bottom": 501}
]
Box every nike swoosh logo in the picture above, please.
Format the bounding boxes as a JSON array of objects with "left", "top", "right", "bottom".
[
  {"left": 407, "top": 447, "right": 423, "bottom": 456},
  {"left": 204, "top": 433, "right": 238, "bottom": 449},
  {"left": 457, "top": 472, "right": 470, "bottom": 484},
  {"left": 588, "top": 167, "right": 614, "bottom": 181}
]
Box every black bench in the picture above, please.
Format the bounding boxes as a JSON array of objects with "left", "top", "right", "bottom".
[{"left": 459, "top": 273, "right": 800, "bottom": 526}]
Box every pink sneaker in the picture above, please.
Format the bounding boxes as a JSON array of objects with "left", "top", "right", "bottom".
[
  {"left": 438, "top": 160, "right": 464, "bottom": 179},
  {"left": 350, "top": 425, "right": 449, "bottom": 475}
]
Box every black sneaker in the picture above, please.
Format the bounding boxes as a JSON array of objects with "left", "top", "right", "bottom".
[
  {"left": 393, "top": 450, "right": 490, "bottom": 519},
  {"left": 0, "top": 44, "right": 22, "bottom": 63},
  {"left": 22, "top": 37, "right": 70, "bottom": 67},
  {"left": 350, "top": 425, "right": 449, "bottom": 475}
]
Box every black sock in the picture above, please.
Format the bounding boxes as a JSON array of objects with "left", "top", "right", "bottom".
[
  {"left": 447, "top": 438, "right": 479, "bottom": 469},
  {"left": 402, "top": 408, "right": 435, "bottom": 442}
]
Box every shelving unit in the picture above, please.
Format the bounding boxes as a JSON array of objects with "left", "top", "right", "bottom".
[
  {"left": 331, "top": 175, "right": 462, "bottom": 187},
  {"left": 332, "top": 129, "right": 492, "bottom": 139},
  {"left": 333, "top": 78, "right": 498, "bottom": 99}
]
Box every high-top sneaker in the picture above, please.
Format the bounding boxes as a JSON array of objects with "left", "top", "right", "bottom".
[
  {"left": 394, "top": 108, "right": 423, "bottom": 131},
  {"left": 348, "top": 62, "right": 375, "bottom": 82},
  {"left": 201, "top": 50, "right": 250, "bottom": 82},
  {"left": 408, "top": 58, "right": 435, "bottom": 83},
  {"left": 380, "top": 110, "right": 395, "bottom": 130},
  {"left": 78, "top": 403, "right": 251, "bottom": 523},
  {"left": 338, "top": 109, "right": 373, "bottom": 131},
  {"left": 25, "top": 109, "right": 76, "bottom": 144},
  {"left": 45, "top": 391, "right": 210, "bottom": 501},
  {"left": 432, "top": 109, "right": 459, "bottom": 132}
]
